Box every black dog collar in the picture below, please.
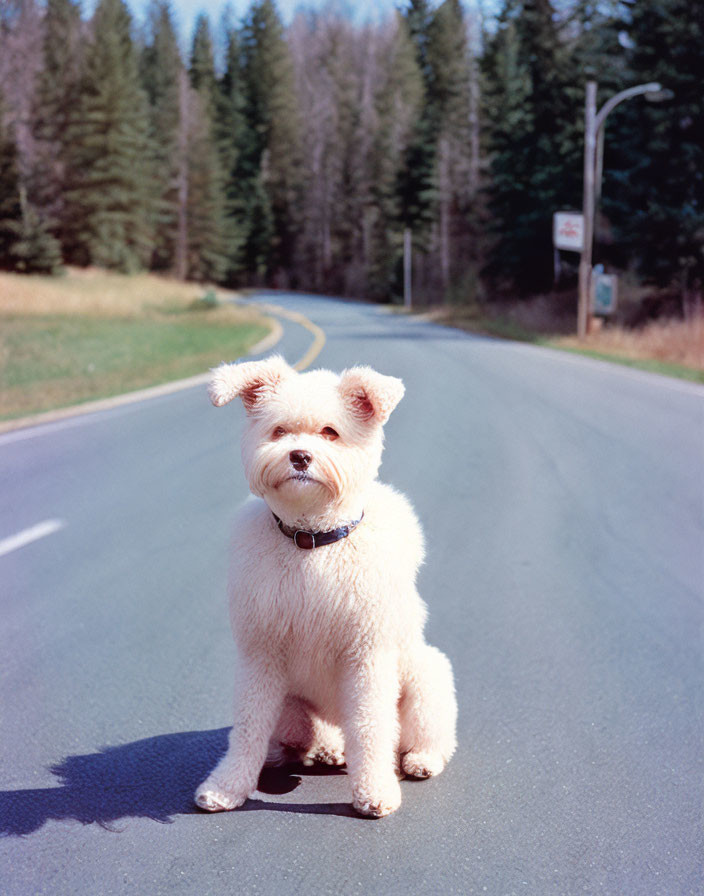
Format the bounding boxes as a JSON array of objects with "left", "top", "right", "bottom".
[{"left": 273, "top": 512, "right": 364, "bottom": 550}]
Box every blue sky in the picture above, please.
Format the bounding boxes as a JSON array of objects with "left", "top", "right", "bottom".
[
  {"left": 124, "top": 0, "right": 402, "bottom": 38},
  {"left": 81, "top": 0, "right": 490, "bottom": 56}
]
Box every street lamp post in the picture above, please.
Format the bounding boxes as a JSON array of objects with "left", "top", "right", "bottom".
[{"left": 577, "top": 80, "right": 663, "bottom": 339}]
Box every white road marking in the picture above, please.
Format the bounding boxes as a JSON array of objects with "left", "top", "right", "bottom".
[{"left": 0, "top": 519, "right": 65, "bottom": 558}]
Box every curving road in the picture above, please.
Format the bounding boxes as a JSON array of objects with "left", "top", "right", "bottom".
[{"left": 1, "top": 293, "right": 702, "bottom": 895}]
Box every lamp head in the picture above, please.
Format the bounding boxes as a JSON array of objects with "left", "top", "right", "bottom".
[{"left": 644, "top": 83, "right": 673, "bottom": 102}]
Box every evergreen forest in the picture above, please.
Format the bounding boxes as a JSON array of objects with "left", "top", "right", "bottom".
[{"left": 0, "top": 0, "right": 701, "bottom": 310}]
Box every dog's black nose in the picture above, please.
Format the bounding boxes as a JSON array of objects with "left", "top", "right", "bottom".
[{"left": 290, "top": 450, "right": 312, "bottom": 471}]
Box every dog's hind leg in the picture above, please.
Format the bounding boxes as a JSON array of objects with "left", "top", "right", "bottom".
[
  {"left": 302, "top": 715, "right": 345, "bottom": 767},
  {"left": 399, "top": 643, "right": 457, "bottom": 779},
  {"left": 267, "top": 697, "right": 345, "bottom": 767},
  {"left": 266, "top": 696, "right": 314, "bottom": 765}
]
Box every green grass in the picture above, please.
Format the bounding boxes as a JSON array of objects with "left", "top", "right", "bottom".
[
  {"left": 544, "top": 344, "right": 704, "bottom": 384},
  {"left": 0, "top": 309, "right": 270, "bottom": 421},
  {"left": 479, "top": 318, "right": 704, "bottom": 383}
]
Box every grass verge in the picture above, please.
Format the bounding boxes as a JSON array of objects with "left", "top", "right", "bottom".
[
  {"left": 420, "top": 305, "right": 704, "bottom": 384},
  {"left": 0, "top": 269, "right": 273, "bottom": 421}
]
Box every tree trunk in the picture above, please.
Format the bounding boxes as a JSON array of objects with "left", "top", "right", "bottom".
[{"left": 175, "top": 69, "right": 189, "bottom": 281}]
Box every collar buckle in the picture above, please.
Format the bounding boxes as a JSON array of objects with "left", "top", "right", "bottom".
[
  {"left": 273, "top": 512, "right": 363, "bottom": 550},
  {"left": 293, "top": 530, "right": 316, "bottom": 550}
]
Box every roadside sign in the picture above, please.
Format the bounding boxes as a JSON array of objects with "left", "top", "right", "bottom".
[
  {"left": 591, "top": 268, "right": 617, "bottom": 315},
  {"left": 553, "top": 212, "right": 584, "bottom": 252}
]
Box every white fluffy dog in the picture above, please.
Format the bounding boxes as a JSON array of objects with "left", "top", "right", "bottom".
[{"left": 195, "top": 355, "right": 457, "bottom": 817}]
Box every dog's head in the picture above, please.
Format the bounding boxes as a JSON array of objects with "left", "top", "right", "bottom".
[{"left": 209, "top": 355, "right": 404, "bottom": 526}]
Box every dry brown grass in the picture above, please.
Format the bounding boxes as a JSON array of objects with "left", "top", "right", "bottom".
[
  {"left": 0, "top": 268, "right": 274, "bottom": 421},
  {"left": 417, "top": 296, "right": 703, "bottom": 381},
  {"left": 487, "top": 287, "right": 704, "bottom": 373},
  {"left": 556, "top": 316, "right": 704, "bottom": 371},
  {"left": 0, "top": 267, "right": 211, "bottom": 317}
]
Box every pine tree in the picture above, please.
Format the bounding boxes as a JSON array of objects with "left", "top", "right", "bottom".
[
  {"left": 215, "top": 25, "right": 250, "bottom": 282},
  {"left": 602, "top": 0, "right": 704, "bottom": 309},
  {"left": 0, "top": 92, "right": 60, "bottom": 273},
  {"left": 0, "top": 99, "right": 24, "bottom": 270},
  {"left": 426, "top": 0, "right": 471, "bottom": 133},
  {"left": 404, "top": 0, "right": 433, "bottom": 80},
  {"left": 31, "top": 0, "right": 83, "bottom": 247},
  {"left": 426, "top": 0, "right": 474, "bottom": 294},
  {"left": 481, "top": 0, "right": 533, "bottom": 288},
  {"left": 186, "top": 13, "right": 226, "bottom": 281},
  {"left": 395, "top": 117, "right": 436, "bottom": 238},
  {"left": 62, "top": 0, "right": 154, "bottom": 270},
  {"left": 183, "top": 91, "right": 227, "bottom": 282},
  {"left": 397, "top": 1, "right": 437, "bottom": 244},
  {"left": 370, "top": 13, "right": 424, "bottom": 298},
  {"left": 0, "top": 0, "right": 44, "bottom": 188},
  {"left": 482, "top": 0, "right": 579, "bottom": 294},
  {"left": 239, "top": 173, "right": 275, "bottom": 280},
  {"left": 189, "top": 13, "right": 218, "bottom": 124},
  {"left": 140, "top": 0, "right": 182, "bottom": 272},
  {"left": 240, "top": 0, "right": 303, "bottom": 280},
  {"left": 12, "top": 189, "right": 64, "bottom": 273}
]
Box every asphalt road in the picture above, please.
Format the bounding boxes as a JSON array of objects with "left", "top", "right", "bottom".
[{"left": 1, "top": 293, "right": 702, "bottom": 895}]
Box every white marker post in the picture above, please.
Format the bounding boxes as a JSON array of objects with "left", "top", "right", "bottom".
[{"left": 403, "top": 227, "right": 412, "bottom": 310}]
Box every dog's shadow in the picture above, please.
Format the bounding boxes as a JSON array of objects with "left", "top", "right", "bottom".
[{"left": 0, "top": 728, "right": 355, "bottom": 836}]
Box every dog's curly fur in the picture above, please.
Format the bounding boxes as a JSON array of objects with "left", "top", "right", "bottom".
[{"left": 195, "top": 355, "right": 457, "bottom": 817}]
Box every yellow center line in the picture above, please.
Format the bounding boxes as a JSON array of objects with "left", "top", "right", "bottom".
[{"left": 253, "top": 301, "right": 326, "bottom": 371}]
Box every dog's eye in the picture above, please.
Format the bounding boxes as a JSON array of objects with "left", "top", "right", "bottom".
[
  {"left": 321, "top": 426, "right": 339, "bottom": 440},
  {"left": 272, "top": 426, "right": 287, "bottom": 440}
]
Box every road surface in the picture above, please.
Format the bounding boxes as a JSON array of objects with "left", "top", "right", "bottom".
[{"left": 1, "top": 293, "right": 702, "bottom": 895}]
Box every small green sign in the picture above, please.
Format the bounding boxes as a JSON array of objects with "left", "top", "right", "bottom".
[{"left": 591, "top": 268, "right": 617, "bottom": 315}]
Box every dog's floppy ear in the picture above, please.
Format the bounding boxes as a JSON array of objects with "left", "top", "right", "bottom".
[
  {"left": 338, "top": 366, "right": 405, "bottom": 425},
  {"left": 209, "top": 355, "right": 293, "bottom": 412}
]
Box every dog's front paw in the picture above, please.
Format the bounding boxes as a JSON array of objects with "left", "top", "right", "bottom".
[
  {"left": 402, "top": 750, "right": 446, "bottom": 779},
  {"left": 194, "top": 778, "right": 249, "bottom": 813},
  {"left": 352, "top": 776, "right": 402, "bottom": 818}
]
